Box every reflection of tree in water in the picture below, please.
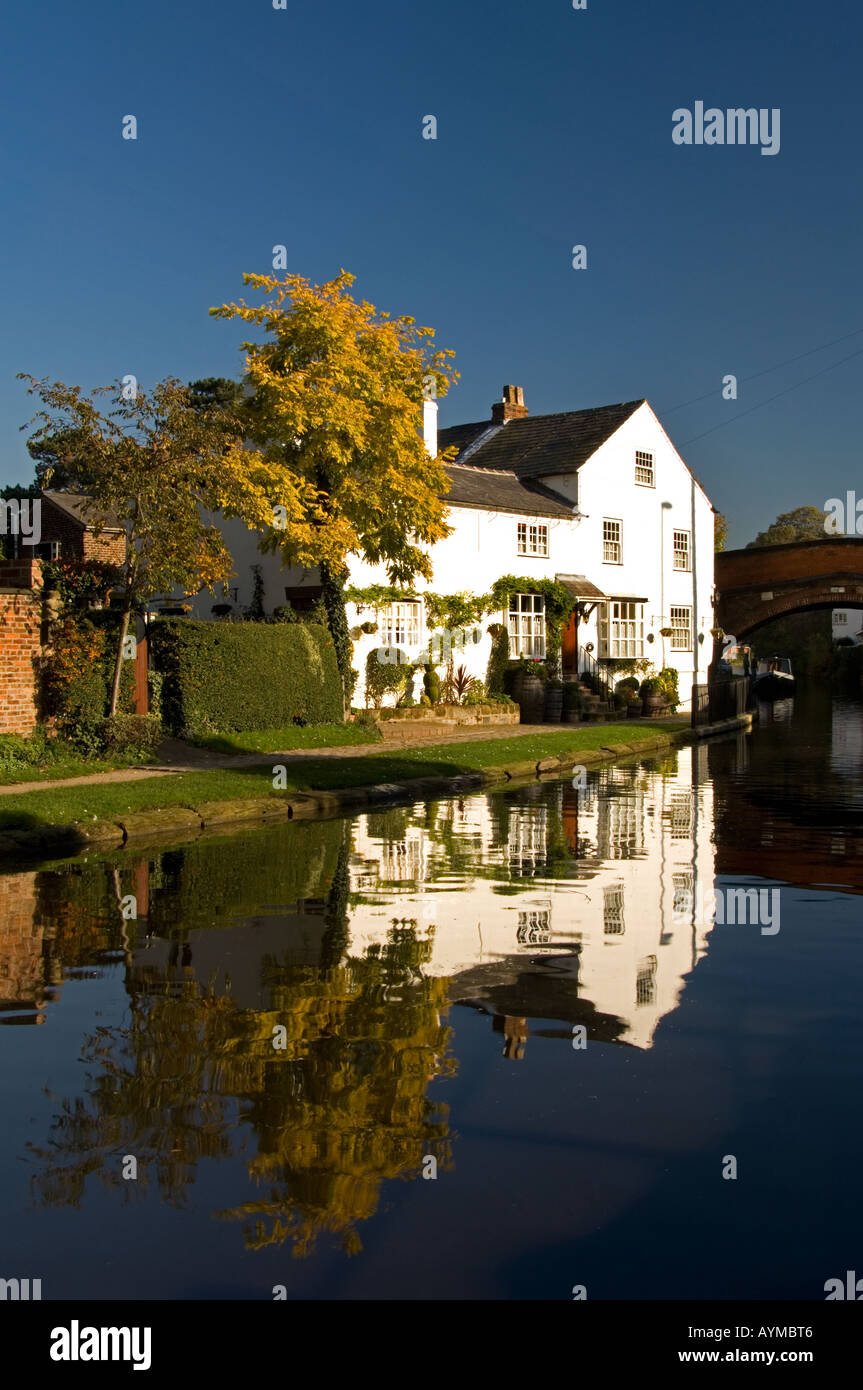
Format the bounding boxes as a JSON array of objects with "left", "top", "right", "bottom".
[
  {"left": 27, "top": 837, "right": 456, "bottom": 1258},
  {"left": 230, "top": 922, "right": 454, "bottom": 1257}
]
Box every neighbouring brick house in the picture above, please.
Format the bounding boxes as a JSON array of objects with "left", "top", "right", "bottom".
[
  {"left": 30, "top": 492, "right": 126, "bottom": 565},
  {"left": 0, "top": 558, "right": 44, "bottom": 735}
]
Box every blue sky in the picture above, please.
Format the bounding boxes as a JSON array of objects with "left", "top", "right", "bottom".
[{"left": 2, "top": 0, "right": 860, "bottom": 547}]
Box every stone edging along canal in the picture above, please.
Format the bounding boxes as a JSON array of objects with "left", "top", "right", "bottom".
[{"left": 0, "top": 715, "right": 752, "bottom": 865}]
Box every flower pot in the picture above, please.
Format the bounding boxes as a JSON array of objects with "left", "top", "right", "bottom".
[
  {"left": 565, "top": 707, "right": 582, "bottom": 724},
  {"left": 626, "top": 700, "right": 644, "bottom": 718}
]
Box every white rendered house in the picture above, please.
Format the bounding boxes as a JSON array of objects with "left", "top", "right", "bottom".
[
  {"left": 181, "top": 385, "right": 717, "bottom": 711},
  {"left": 831, "top": 608, "right": 863, "bottom": 643}
]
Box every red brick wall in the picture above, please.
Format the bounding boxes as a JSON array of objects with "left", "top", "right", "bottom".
[
  {"left": 717, "top": 538, "right": 863, "bottom": 590},
  {"left": 82, "top": 529, "right": 126, "bottom": 564},
  {"left": 0, "top": 559, "right": 43, "bottom": 736}
]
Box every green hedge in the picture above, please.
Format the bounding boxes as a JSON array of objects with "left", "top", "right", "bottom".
[{"left": 151, "top": 619, "right": 343, "bottom": 735}]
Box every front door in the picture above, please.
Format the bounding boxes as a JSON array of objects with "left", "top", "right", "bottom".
[{"left": 562, "top": 610, "right": 578, "bottom": 673}]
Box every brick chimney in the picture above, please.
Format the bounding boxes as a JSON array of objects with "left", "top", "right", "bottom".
[{"left": 491, "top": 384, "right": 528, "bottom": 425}]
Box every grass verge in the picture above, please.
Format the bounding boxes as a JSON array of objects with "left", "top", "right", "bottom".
[
  {"left": 191, "top": 722, "right": 380, "bottom": 754},
  {"left": 0, "top": 723, "right": 685, "bottom": 833}
]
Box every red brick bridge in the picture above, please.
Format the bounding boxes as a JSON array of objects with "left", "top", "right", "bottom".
[{"left": 715, "top": 538, "right": 863, "bottom": 638}]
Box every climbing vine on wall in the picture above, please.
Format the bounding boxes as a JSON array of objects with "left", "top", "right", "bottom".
[{"left": 487, "top": 575, "right": 575, "bottom": 660}]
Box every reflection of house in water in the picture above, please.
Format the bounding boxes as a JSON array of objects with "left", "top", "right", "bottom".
[
  {"left": 0, "top": 871, "right": 71, "bottom": 1025},
  {"left": 348, "top": 747, "right": 716, "bottom": 1052},
  {"left": 0, "top": 872, "right": 49, "bottom": 1024}
]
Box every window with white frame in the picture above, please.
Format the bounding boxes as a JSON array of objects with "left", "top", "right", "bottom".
[
  {"left": 517, "top": 906, "right": 552, "bottom": 945},
  {"left": 603, "top": 518, "right": 622, "bottom": 563},
  {"left": 378, "top": 601, "right": 421, "bottom": 649},
  {"left": 636, "top": 955, "right": 658, "bottom": 1006},
  {"left": 672, "top": 870, "right": 694, "bottom": 917},
  {"left": 835, "top": 611, "right": 848, "bottom": 625},
  {"left": 507, "top": 592, "right": 546, "bottom": 658},
  {"left": 603, "top": 884, "right": 625, "bottom": 935},
  {"left": 673, "top": 529, "right": 691, "bottom": 570},
  {"left": 670, "top": 605, "right": 692, "bottom": 650},
  {"left": 600, "top": 600, "right": 644, "bottom": 658},
  {"left": 517, "top": 520, "right": 549, "bottom": 557},
  {"left": 634, "top": 450, "right": 654, "bottom": 486}
]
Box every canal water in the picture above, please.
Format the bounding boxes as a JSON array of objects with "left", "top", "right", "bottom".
[{"left": 1, "top": 691, "right": 861, "bottom": 1300}]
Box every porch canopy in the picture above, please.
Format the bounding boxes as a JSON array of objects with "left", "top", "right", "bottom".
[{"left": 556, "top": 574, "right": 610, "bottom": 618}]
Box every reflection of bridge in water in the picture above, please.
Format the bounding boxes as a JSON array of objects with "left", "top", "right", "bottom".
[{"left": 709, "top": 705, "right": 863, "bottom": 893}]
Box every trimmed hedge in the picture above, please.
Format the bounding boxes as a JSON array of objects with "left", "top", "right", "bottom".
[{"left": 151, "top": 619, "right": 343, "bottom": 735}]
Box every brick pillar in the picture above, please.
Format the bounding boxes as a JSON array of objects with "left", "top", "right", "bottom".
[{"left": 0, "top": 559, "right": 43, "bottom": 736}]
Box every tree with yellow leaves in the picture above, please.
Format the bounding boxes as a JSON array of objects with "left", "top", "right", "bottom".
[{"left": 210, "top": 270, "right": 459, "bottom": 701}]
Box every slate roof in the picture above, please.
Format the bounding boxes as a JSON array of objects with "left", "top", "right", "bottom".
[
  {"left": 443, "top": 464, "right": 574, "bottom": 518},
  {"left": 439, "top": 399, "right": 645, "bottom": 480},
  {"left": 42, "top": 491, "right": 124, "bottom": 530}
]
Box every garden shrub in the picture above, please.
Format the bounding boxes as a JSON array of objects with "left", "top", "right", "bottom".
[
  {"left": 150, "top": 619, "right": 343, "bottom": 735},
  {"left": 364, "top": 647, "right": 411, "bottom": 709},
  {"left": 0, "top": 731, "right": 48, "bottom": 773},
  {"left": 485, "top": 624, "right": 510, "bottom": 695},
  {"left": 657, "top": 666, "right": 680, "bottom": 712},
  {"left": 101, "top": 714, "right": 164, "bottom": 759},
  {"left": 423, "top": 668, "right": 440, "bottom": 703},
  {"left": 42, "top": 615, "right": 136, "bottom": 753}
]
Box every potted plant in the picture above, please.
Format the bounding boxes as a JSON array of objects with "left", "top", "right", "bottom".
[
  {"left": 639, "top": 676, "right": 667, "bottom": 715},
  {"left": 658, "top": 626, "right": 673, "bottom": 638},
  {"left": 509, "top": 658, "right": 547, "bottom": 723},
  {"left": 657, "top": 666, "right": 680, "bottom": 713},
  {"left": 360, "top": 620, "right": 378, "bottom": 635}
]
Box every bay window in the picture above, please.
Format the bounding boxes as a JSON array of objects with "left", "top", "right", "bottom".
[{"left": 600, "top": 601, "right": 644, "bottom": 658}]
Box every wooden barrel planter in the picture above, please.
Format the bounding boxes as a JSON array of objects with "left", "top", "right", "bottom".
[
  {"left": 626, "top": 700, "right": 644, "bottom": 719},
  {"left": 641, "top": 693, "right": 667, "bottom": 717},
  {"left": 510, "top": 668, "right": 528, "bottom": 703},
  {"left": 517, "top": 675, "right": 545, "bottom": 724},
  {"left": 544, "top": 687, "right": 563, "bottom": 723}
]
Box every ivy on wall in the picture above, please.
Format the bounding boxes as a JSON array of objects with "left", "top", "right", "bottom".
[{"left": 344, "top": 575, "right": 576, "bottom": 671}]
